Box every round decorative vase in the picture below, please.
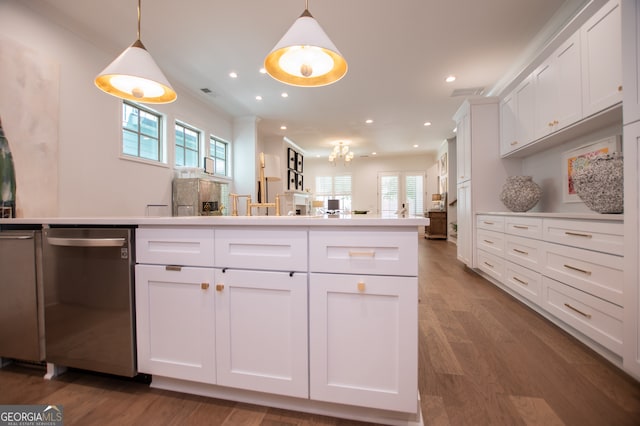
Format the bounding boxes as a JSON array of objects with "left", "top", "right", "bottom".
[
  {"left": 572, "top": 152, "right": 623, "bottom": 214},
  {"left": 500, "top": 176, "right": 542, "bottom": 212}
]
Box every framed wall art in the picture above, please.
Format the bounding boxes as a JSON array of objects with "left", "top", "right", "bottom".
[{"left": 562, "top": 135, "right": 621, "bottom": 203}]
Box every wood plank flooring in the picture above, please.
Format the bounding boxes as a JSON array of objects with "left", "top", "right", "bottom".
[{"left": 1, "top": 237, "right": 639, "bottom": 425}]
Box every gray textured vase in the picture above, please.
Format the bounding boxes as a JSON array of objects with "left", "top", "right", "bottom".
[
  {"left": 572, "top": 152, "right": 623, "bottom": 214},
  {"left": 500, "top": 176, "right": 542, "bottom": 212}
]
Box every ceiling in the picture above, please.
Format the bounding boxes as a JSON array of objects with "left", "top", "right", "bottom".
[{"left": 26, "top": 0, "right": 588, "bottom": 159}]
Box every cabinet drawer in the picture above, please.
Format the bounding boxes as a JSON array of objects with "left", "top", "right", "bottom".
[
  {"left": 542, "top": 276, "right": 623, "bottom": 356},
  {"left": 476, "top": 215, "right": 505, "bottom": 232},
  {"left": 215, "top": 228, "right": 307, "bottom": 272},
  {"left": 542, "top": 218, "right": 623, "bottom": 256},
  {"left": 504, "top": 260, "right": 542, "bottom": 305},
  {"left": 477, "top": 249, "right": 505, "bottom": 283},
  {"left": 541, "top": 242, "right": 623, "bottom": 306},
  {"left": 137, "top": 227, "right": 214, "bottom": 267},
  {"left": 505, "top": 216, "right": 542, "bottom": 239},
  {"left": 505, "top": 234, "right": 541, "bottom": 269},
  {"left": 476, "top": 229, "right": 505, "bottom": 256},
  {"left": 309, "top": 229, "right": 417, "bottom": 276}
]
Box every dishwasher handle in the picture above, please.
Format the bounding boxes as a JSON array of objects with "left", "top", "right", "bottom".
[
  {"left": 47, "top": 237, "right": 127, "bottom": 247},
  {"left": 0, "top": 235, "right": 34, "bottom": 240}
]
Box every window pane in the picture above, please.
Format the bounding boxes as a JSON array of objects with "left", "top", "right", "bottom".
[
  {"left": 380, "top": 175, "right": 399, "bottom": 217},
  {"left": 122, "top": 104, "right": 138, "bottom": 132},
  {"left": 175, "top": 126, "right": 185, "bottom": 147},
  {"left": 185, "top": 128, "right": 198, "bottom": 150},
  {"left": 122, "top": 130, "right": 139, "bottom": 156},
  {"left": 175, "top": 146, "right": 184, "bottom": 166},
  {"left": 140, "top": 135, "right": 159, "bottom": 160},
  {"left": 140, "top": 111, "right": 159, "bottom": 138},
  {"left": 185, "top": 149, "right": 198, "bottom": 167},
  {"left": 122, "top": 102, "right": 162, "bottom": 163},
  {"left": 215, "top": 141, "right": 226, "bottom": 159},
  {"left": 215, "top": 158, "right": 226, "bottom": 175}
]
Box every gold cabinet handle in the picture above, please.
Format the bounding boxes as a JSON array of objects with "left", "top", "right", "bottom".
[
  {"left": 512, "top": 276, "right": 528, "bottom": 286},
  {"left": 565, "top": 231, "right": 592, "bottom": 238},
  {"left": 618, "top": 85, "right": 622, "bottom": 92},
  {"left": 513, "top": 225, "right": 529, "bottom": 229},
  {"left": 564, "top": 303, "right": 592, "bottom": 319},
  {"left": 349, "top": 250, "right": 375, "bottom": 257},
  {"left": 513, "top": 248, "right": 528, "bottom": 255},
  {"left": 483, "top": 261, "right": 494, "bottom": 268},
  {"left": 483, "top": 221, "right": 494, "bottom": 225},
  {"left": 216, "top": 284, "right": 225, "bottom": 291},
  {"left": 510, "top": 141, "right": 518, "bottom": 146},
  {"left": 357, "top": 282, "right": 366, "bottom": 292},
  {"left": 483, "top": 239, "right": 494, "bottom": 244},
  {"left": 548, "top": 121, "right": 554, "bottom": 127},
  {"left": 563, "top": 264, "right": 592, "bottom": 276},
  {"left": 201, "top": 283, "right": 210, "bottom": 290},
  {"left": 165, "top": 265, "right": 182, "bottom": 271}
]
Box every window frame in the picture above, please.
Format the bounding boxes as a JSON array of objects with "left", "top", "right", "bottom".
[
  {"left": 207, "top": 135, "right": 230, "bottom": 178},
  {"left": 174, "top": 121, "right": 202, "bottom": 168},
  {"left": 121, "top": 100, "right": 166, "bottom": 166},
  {"left": 314, "top": 174, "right": 352, "bottom": 212}
]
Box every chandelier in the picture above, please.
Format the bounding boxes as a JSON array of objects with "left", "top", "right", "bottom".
[{"left": 328, "top": 141, "right": 354, "bottom": 165}]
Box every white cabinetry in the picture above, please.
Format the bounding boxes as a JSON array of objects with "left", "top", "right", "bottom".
[
  {"left": 456, "top": 180, "right": 472, "bottom": 266},
  {"left": 308, "top": 229, "right": 418, "bottom": 413},
  {"left": 622, "top": 0, "right": 640, "bottom": 125},
  {"left": 500, "top": 75, "right": 535, "bottom": 156},
  {"left": 534, "top": 32, "right": 582, "bottom": 139},
  {"left": 474, "top": 214, "right": 624, "bottom": 360},
  {"left": 581, "top": 0, "right": 623, "bottom": 117},
  {"left": 456, "top": 107, "right": 471, "bottom": 183}
]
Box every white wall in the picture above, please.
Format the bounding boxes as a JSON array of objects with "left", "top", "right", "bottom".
[
  {"left": 0, "top": 1, "right": 234, "bottom": 217},
  {"left": 304, "top": 153, "right": 434, "bottom": 214}
]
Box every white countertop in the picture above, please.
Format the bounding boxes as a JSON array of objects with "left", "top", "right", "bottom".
[
  {"left": 477, "top": 211, "right": 624, "bottom": 221},
  {"left": 0, "top": 214, "right": 430, "bottom": 227}
]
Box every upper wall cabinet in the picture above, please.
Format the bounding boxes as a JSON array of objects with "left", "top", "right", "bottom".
[
  {"left": 500, "top": 75, "right": 535, "bottom": 156},
  {"left": 581, "top": 0, "right": 623, "bottom": 117},
  {"left": 534, "top": 32, "right": 583, "bottom": 140},
  {"left": 622, "top": 0, "right": 640, "bottom": 125}
]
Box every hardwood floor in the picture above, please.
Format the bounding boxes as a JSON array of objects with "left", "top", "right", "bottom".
[{"left": 1, "top": 237, "right": 639, "bottom": 425}]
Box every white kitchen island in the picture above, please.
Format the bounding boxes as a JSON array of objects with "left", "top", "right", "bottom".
[{"left": 2, "top": 215, "right": 427, "bottom": 425}]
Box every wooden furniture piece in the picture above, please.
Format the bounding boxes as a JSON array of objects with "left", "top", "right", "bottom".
[{"left": 425, "top": 210, "right": 447, "bottom": 239}]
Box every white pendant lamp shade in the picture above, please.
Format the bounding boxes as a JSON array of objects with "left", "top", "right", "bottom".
[
  {"left": 94, "top": 0, "right": 176, "bottom": 104},
  {"left": 265, "top": 9, "right": 347, "bottom": 87}
]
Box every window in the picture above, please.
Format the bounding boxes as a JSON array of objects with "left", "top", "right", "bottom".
[
  {"left": 175, "top": 122, "right": 200, "bottom": 167},
  {"left": 122, "top": 101, "right": 162, "bottom": 162},
  {"left": 315, "top": 174, "right": 352, "bottom": 212},
  {"left": 378, "top": 172, "right": 424, "bottom": 217},
  {"left": 207, "top": 136, "right": 229, "bottom": 176}
]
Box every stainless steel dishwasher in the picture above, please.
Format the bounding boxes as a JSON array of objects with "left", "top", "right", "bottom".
[
  {"left": 43, "top": 226, "right": 136, "bottom": 377},
  {"left": 0, "top": 227, "right": 45, "bottom": 362}
]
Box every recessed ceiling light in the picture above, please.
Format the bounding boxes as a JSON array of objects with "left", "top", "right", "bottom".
[
  {"left": 372, "top": 152, "right": 377, "bottom": 155},
  {"left": 424, "top": 121, "right": 432, "bottom": 126},
  {"left": 365, "top": 119, "right": 373, "bottom": 124},
  {"left": 259, "top": 68, "right": 267, "bottom": 74},
  {"left": 281, "top": 92, "right": 289, "bottom": 98},
  {"left": 445, "top": 75, "right": 456, "bottom": 83},
  {"left": 255, "top": 95, "right": 263, "bottom": 101},
  {"left": 229, "top": 72, "right": 238, "bottom": 79},
  {"left": 453, "top": 127, "right": 457, "bottom": 133},
  {"left": 280, "top": 125, "right": 287, "bottom": 130},
  {"left": 413, "top": 144, "right": 419, "bottom": 148}
]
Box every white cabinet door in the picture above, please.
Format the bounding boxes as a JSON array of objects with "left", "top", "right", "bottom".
[
  {"left": 214, "top": 268, "right": 308, "bottom": 398},
  {"left": 135, "top": 264, "right": 216, "bottom": 384},
  {"left": 581, "top": 0, "right": 623, "bottom": 117},
  {"left": 456, "top": 181, "right": 472, "bottom": 267},
  {"left": 309, "top": 273, "right": 417, "bottom": 413},
  {"left": 500, "top": 91, "right": 518, "bottom": 156},
  {"left": 515, "top": 75, "right": 536, "bottom": 147},
  {"left": 456, "top": 107, "right": 471, "bottom": 183},
  {"left": 534, "top": 33, "right": 582, "bottom": 139}
]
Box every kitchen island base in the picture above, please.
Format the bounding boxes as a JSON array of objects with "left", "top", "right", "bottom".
[{"left": 151, "top": 376, "right": 424, "bottom": 426}]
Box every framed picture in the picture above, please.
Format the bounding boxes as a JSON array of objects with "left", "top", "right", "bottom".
[
  {"left": 287, "top": 148, "right": 297, "bottom": 170},
  {"left": 439, "top": 176, "right": 447, "bottom": 196},
  {"left": 296, "top": 173, "right": 304, "bottom": 190},
  {"left": 296, "top": 152, "right": 304, "bottom": 173},
  {"left": 562, "top": 136, "right": 621, "bottom": 203},
  {"left": 439, "top": 152, "right": 447, "bottom": 176},
  {"left": 287, "top": 170, "right": 296, "bottom": 190}
]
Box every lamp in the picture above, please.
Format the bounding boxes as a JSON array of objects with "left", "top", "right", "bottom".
[
  {"left": 432, "top": 193, "right": 443, "bottom": 210},
  {"left": 95, "top": 0, "right": 177, "bottom": 104},
  {"left": 328, "top": 141, "right": 354, "bottom": 165},
  {"left": 264, "top": 0, "right": 348, "bottom": 87}
]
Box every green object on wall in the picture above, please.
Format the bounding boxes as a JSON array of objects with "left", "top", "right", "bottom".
[{"left": 0, "top": 116, "right": 17, "bottom": 217}]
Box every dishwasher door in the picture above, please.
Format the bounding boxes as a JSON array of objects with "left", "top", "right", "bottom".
[
  {"left": 0, "top": 230, "right": 45, "bottom": 362},
  {"left": 43, "top": 227, "right": 136, "bottom": 377}
]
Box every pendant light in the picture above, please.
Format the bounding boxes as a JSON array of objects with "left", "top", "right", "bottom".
[
  {"left": 264, "top": 0, "right": 347, "bottom": 87},
  {"left": 95, "top": 0, "right": 176, "bottom": 103}
]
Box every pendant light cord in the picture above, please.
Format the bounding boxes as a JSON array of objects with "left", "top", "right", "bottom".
[{"left": 137, "top": 0, "right": 142, "bottom": 41}]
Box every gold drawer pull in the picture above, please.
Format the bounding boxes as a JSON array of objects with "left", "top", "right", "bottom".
[
  {"left": 216, "top": 284, "right": 224, "bottom": 292},
  {"left": 349, "top": 250, "right": 375, "bottom": 257},
  {"left": 483, "top": 221, "right": 494, "bottom": 225},
  {"left": 564, "top": 303, "right": 592, "bottom": 319},
  {"left": 357, "top": 282, "right": 366, "bottom": 292},
  {"left": 510, "top": 141, "right": 518, "bottom": 146},
  {"left": 483, "top": 261, "right": 494, "bottom": 268},
  {"left": 513, "top": 225, "right": 529, "bottom": 229},
  {"left": 513, "top": 276, "right": 528, "bottom": 286},
  {"left": 165, "top": 265, "right": 182, "bottom": 271},
  {"left": 483, "top": 239, "right": 494, "bottom": 244},
  {"left": 565, "top": 231, "right": 592, "bottom": 238},
  {"left": 563, "top": 264, "right": 592, "bottom": 276},
  {"left": 201, "top": 283, "right": 210, "bottom": 290},
  {"left": 513, "top": 248, "right": 528, "bottom": 255},
  {"left": 618, "top": 85, "right": 622, "bottom": 92}
]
